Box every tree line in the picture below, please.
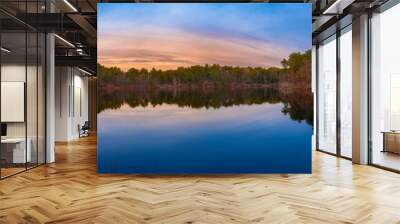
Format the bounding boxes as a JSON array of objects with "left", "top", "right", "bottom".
[{"left": 98, "top": 50, "right": 311, "bottom": 86}]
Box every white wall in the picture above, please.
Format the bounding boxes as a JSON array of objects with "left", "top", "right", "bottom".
[
  {"left": 1, "top": 82, "right": 25, "bottom": 122},
  {"left": 55, "top": 67, "right": 89, "bottom": 141},
  {"left": 71, "top": 73, "right": 89, "bottom": 138},
  {"left": 1, "top": 65, "right": 26, "bottom": 81},
  {"left": 0, "top": 65, "right": 35, "bottom": 138},
  {"left": 1, "top": 65, "right": 26, "bottom": 128},
  {"left": 55, "top": 67, "right": 70, "bottom": 141}
]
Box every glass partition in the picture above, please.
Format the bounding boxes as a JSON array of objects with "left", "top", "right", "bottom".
[
  {"left": 370, "top": 3, "right": 400, "bottom": 171},
  {"left": 317, "top": 35, "right": 337, "bottom": 154},
  {"left": 0, "top": 30, "right": 28, "bottom": 177},
  {"left": 27, "top": 30, "right": 38, "bottom": 169},
  {"left": 0, "top": 2, "right": 46, "bottom": 179},
  {"left": 339, "top": 26, "right": 352, "bottom": 158}
]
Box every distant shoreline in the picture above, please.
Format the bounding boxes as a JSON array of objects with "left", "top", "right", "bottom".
[{"left": 100, "top": 80, "right": 309, "bottom": 94}]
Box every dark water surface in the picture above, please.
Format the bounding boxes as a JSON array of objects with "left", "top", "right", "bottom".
[{"left": 98, "top": 87, "right": 312, "bottom": 173}]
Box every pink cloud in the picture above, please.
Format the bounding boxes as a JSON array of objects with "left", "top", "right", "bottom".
[{"left": 98, "top": 26, "right": 294, "bottom": 71}]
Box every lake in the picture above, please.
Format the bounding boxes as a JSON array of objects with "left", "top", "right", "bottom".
[{"left": 97, "top": 87, "right": 313, "bottom": 174}]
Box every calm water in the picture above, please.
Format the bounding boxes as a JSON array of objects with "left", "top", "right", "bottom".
[{"left": 98, "top": 89, "right": 312, "bottom": 173}]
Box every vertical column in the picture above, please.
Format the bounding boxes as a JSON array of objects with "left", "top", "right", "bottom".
[
  {"left": 352, "top": 14, "right": 369, "bottom": 164},
  {"left": 46, "top": 0, "right": 55, "bottom": 163}
]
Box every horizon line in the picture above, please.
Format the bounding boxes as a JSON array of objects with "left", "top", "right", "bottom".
[{"left": 97, "top": 63, "right": 287, "bottom": 72}]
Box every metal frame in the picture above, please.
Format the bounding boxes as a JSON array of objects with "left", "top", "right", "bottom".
[
  {"left": 316, "top": 44, "right": 319, "bottom": 151},
  {"left": 367, "top": 10, "right": 373, "bottom": 166},
  {"left": 315, "top": 21, "right": 353, "bottom": 161},
  {"left": 336, "top": 24, "right": 341, "bottom": 157},
  {"left": 315, "top": 32, "right": 338, "bottom": 156},
  {"left": 25, "top": 5, "right": 28, "bottom": 170}
]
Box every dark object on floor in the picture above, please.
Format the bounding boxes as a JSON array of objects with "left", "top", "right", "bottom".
[{"left": 79, "top": 121, "right": 90, "bottom": 138}]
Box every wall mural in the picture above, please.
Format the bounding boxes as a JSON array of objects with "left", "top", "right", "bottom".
[{"left": 97, "top": 3, "right": 312, "bottom": 173}]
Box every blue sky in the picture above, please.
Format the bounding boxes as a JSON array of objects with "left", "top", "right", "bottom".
[{"left": 98, "top": 3, "right": 311, "bottom": 70}]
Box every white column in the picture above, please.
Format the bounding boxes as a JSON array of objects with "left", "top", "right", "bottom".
[
  {"left": 45, "top": 0, "right": 56, "bottom": 163},
  {"left": 46, "top": 33, "right": 55, "bottom": 163},
  {"left": 352, "top": 14, "right": 369, "bottom": 164}
]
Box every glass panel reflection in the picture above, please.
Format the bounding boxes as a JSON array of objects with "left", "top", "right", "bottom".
[
  {"left": 339, "top": 26, "right": 352, "bottom": 158},
  {"left": 371, "top": 4, "right": 400, "bottom": 171},
  {"left": 1, "top": 30, "right": 27, "bottom": 177},
  {"left": 317, "top": 35, "right": 337, "bottom": 154}
]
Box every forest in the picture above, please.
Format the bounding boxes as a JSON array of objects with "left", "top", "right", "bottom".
[{"left": 98, "top": 50, "right": 311, "bottom": 87}]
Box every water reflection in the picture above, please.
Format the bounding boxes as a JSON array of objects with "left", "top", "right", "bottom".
[
  {"left": 97, "top": 85, "right": 313, "bottom": 174},
  {"left": 98, "top": 86, "right": 313, "bottom": 125}
]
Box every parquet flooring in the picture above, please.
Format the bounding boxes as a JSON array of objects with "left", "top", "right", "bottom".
[
  {"left": 1, "top": 167, "right": 26, "bottom": 178},
  {"left": 1, "top": 135, "right": 400, "bottom": 223}
]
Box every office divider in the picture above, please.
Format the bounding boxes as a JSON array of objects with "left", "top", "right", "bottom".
[{"left": 0, "top": 1, "right": 46, "bottom": 179}]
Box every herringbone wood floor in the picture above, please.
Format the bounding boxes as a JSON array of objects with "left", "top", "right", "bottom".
[{"left": 1, "top": 135, "right": 400, "bottom": 224}]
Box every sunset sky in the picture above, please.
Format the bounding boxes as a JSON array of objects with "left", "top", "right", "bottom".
[{"left": 98, "top": 3, "right": 311, "bottom": 71}]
